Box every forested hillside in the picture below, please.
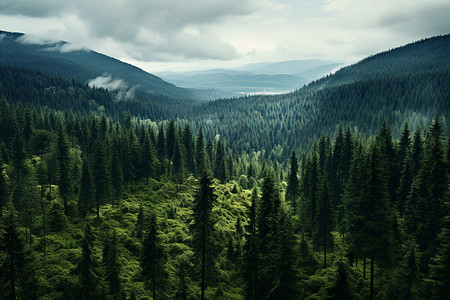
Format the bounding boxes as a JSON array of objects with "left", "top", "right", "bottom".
[
  {"left": 0, "top": 100, "right": 448, "bottom": 299},
  {"left": 0, "top": 33, "right": 449, "bottom": 299},
  {"left": 0, "top": 30, "right": 224, "bottom": 100}
]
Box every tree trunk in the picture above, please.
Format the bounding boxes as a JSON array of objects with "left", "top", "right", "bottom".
[{"left": 370, "top": 256, "right": 374, "bottom": 300}]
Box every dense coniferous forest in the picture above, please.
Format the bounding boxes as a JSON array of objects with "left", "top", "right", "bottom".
[{"left": 0, "top": 34, "right": 449, "bottom": 299}]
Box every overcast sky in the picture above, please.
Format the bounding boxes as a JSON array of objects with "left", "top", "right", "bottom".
[{"left": 1, "top": 0, "right": 449, "bottom": 72}]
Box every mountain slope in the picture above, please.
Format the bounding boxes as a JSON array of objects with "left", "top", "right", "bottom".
[
  {"left": 0, "top": 30, "right": 195, "bottom": 99},
  {"left": 183, "top": 35, "right": 450, "bottom": 158}
]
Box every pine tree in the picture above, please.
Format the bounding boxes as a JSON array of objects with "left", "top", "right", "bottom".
[
  {"left": 214, "top": 137, "right": 227, "bottom": 182},
  {"left": 182, "top": 123, "right": 196, "bottom": 175},
  {"left": 191, "top": 171, "right": 217, "bottom": 300},
  {"left": 314, "top": 176, "right": 334, "bottom": 267},
  {"left": 141, "top": 130, "right": 158, "bottom": 185},
  {"left": 166, "top": 119, "right": 176, "bottom": 160},
  {"left": 429, "top": 196, "right": 450, "bottom": 299},
  {"left": 74, "top": 221, "right": 101, "bottom": 299},
  {"left": 257, "top": 169, "right": 281, "bottom": 297},
  {"left": 286, "top": 150, "right": 299, "bottom": 211},
  {"left": 79, "top": 157, "right": 94, "bottom": 217},
  {"left": 103, "top": 229, "right": 122, "bottom": 299},
  {"left": 142, "top": 213, "right": 166, "bottom": 300},
  {"left": 172, "top": 136, "right": 185, "bottom": 185},
  {"left": 93, "top": 139, "right": 110, "bottom": 218},
  {"left": 269, "top": 206, "right": 298, "bottom": 300},
  {"left": 244, "top": 187, "right": 258, "bottom": 300},
  {"left": 0, "top": 158, "right": 7, "bottom": 217},
  {"left": 57, "top": 123, "right": 71, "bottom": 215},
  {"left": 195, "top": 128, "right": 207, "bottom": 177}
]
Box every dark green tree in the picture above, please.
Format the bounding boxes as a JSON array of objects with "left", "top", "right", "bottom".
[
  {"left": 429, "top": 198, "right": 450, "bottom": 299},
  {"left": 214, "top": 137, "right": 227, "bottom": 182},
  {"left": 191, "top": 171, "right": 217, "bottom": 300},
  {"left": 57, "top": 123, "right": 72, "bottom": 215},
  {"left": 103, "top": 229, "right": 122, "bottom": 299},
  {"left": 286, "top": 150, "right": 299, "bottom": 211},
  {"left": 166, "top": 119, "right": 176, "bottom": 160},
  {"left": 269, "top": 206, "right": 298, "bottom": 300},
  {"left": 182, "top": 123, "right": 196, "bottom": 175},
  {"left": 74, "top": 221, "right": 102, "bottom": 299},
  {"left": 243, "top": 187, "right": 258, "bottom": 300},
  {"left": 171, "top": 137, "right": 185, "bottom": 185},
  {"left": 93, "top": 139, "right": 110, "bottom": 218},
  {"left": 195, "top": 128, "right": 207, "bottom": 177},
  {"left": 142, "top": 213, "right": 166, "bottom": 300},
  {"left": 79, "top": 157, "right": 94, "bottom": 217},
  {"left": 141, "top": 130, "right": 158, "bottom": 185},
  {"left": 314, "top": 177, "right": 334, "bottom": 267},
  {"left": 0, "top": 158, "right": 7, "bottom": 217}
]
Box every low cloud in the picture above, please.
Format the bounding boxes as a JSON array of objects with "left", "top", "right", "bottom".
[
  {"left": 88, "top": 75, "right": 138, "bottom": 100},
  {"left": 88, "top": 75, "right": 127, "bottom": 91},
  {"left": 44, "top": 42, "right": 89, "bottom": 53}
]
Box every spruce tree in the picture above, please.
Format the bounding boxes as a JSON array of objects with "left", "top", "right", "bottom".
[
  {"left": 182, "top": 123, "right": 196, "bottom": 175},
  {"left": 166, "top": 119, "right": 176, "bottom": 160},
  {"left": 214, "top": 137, "right": 227, "bottom": 182},
  {"left": 314, "top": 176, "right": 334, "bottom": 267},
  {"left": 429, "top": 196, "right": 450, "bottom": 299},
  {"left": 0, "top": 158, "right": 7, "bottom": 217},
  {"left": 103, "top": 229, "right": 122, "bottom": 299},
  {"left": 269, "top": 206, "right": 298, "bottom": 300},
  {"left": 141, "top": 130, "right": 158, "bottom": 185},
  {"left": 244, "top": 187, "right": 258, "bottom": 300},
  {"left": 74, "top": 222, "right": 101, "bottom": 299},
  {"left": 172, "top": 136, "right": 185, "bottom": 185},
  {"left": 57, "top": 123, "right": 71, "bottom": 215},
  {"left": 142, "top": 213, "right": 166, "bottom": 300},
  {"left": 79, "top": 157, "right": 94, "bottom": 217},
  {"left": 195, "top": 128, "right": 207, "bottom": 177},
  {"left": 286, "top": 150, "right": 299, "bottom": 211},
  {"left": 191, "top": 171, "right": 216, "bottom": 300},
  {"left": 257, "top": 169, "right": 281, "bottom": 297}
]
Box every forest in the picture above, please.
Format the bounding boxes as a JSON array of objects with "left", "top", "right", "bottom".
[
  {"left": 0, "top": 97, "right": 449, "bottom": 299},
  {"left": 0, "top": 34, "right": 449, "bottom": 300}
]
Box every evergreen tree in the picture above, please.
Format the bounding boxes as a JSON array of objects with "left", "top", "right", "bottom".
[
  {"left": 244, "top": 187, "right": 258, "bottom": 300},
  {"left": 195, "top": 128, "right": 207, "bottom": 177},
  {"left": 257, "top": 169, "right": 281, "bottom": 298},
  {"left": 79, "top": 157, "right": 94, "bottom": 217},
  {"left": 415, "top": 116, "right": 447, "bottom": 255},
  {"left": 103, "top": 229, "right": 122, "bottom": 299},
  {"left": 142, "top": 213, "right": 166, "bottom": 300},
  {"left": 286, "top": 150, "right": 299, "bottom": 211},
  {"left": 110, "top": 137, "right": 123, "bottom": 199},
  {"left": 214, "top": 137, "right": 227, "bottom": 182},
  {"left": 191, "top": 171, "right": 217, "bottom": 300},
  {"left": 172, "top": 136, "right": 185, "bottom": 185},
  {"left": 0, "top": 158, "right": 7, "bottom": 217},
  {"left": 269, "top": 206, "right": 298, "bottom": 300},
  {"left": 166, "top": 119, "right": 176, "bottom": 160},
  {"left": 57, "top": 123, "right": 71, "bottom": 215},
  {"left": 93, "top": 139, "right": 110, "bottom": 218},
  {"left": 182, "top": 123, "right": 196, "bottom": 175},
  {"left": 74, "top": 221, "right": 101, "bottom": 299},
  {"left": 429, "top": 197, "right": 450, "bottom": 299},
  {"left": 141, "top": 130, "right": 158, "bottom": 184},
  {"left": 314, "top": 176, "right": 334, "bottom": 267}
]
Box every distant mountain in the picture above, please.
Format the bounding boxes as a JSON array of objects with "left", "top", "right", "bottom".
[
  {"left": 0, "top": 30, "right": 211, "bottom": 99},
  {"left": 158, "top": 59, "right": 341, "bottom": 94},
  {"left": 182, "top": 34, "right": 450, "bottom": 156}
]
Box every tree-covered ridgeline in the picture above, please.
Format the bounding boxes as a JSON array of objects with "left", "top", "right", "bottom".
[{"left": 0, "top": 98, "right": 448, "bottom": 299}]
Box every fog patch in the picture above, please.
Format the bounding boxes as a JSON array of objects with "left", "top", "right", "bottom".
[
  {"left": 88, "top": 74, "right": 138, "bottom": 100},
  {"left": 44, "top": 42, "right": 89, "bottom": 53}
]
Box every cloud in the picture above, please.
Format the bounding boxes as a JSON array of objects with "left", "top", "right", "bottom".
[
  {"left": 88, "top": 75, "right": 127, "bottom": 91},
  {"left": 43, "top": 42, "right": 89, "bottom": 53},
  {"left": 0, "top": 0, "right": 265, "bottom": 61},
  {"left": 88, "top": 75, "right": 139, "bottom": 100}
]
